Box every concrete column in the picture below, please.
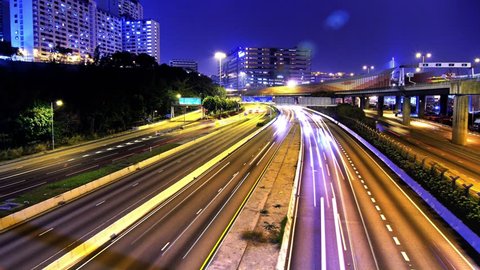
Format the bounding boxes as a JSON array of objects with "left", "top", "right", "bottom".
[
  {"left": 359, "top": 96, "right": 367, "bottom": 110},
  {"left": 452, "top": 95, "right": 469, "bottom": 145},
  {"left": 402, "top": 96, "right": 411, "bottom": 125},
  {"left": 377, "top": 96, "right": 384, "bottom": 117},
  {"left": 418, "top": 95, "right": 426, "bottom": 118},
  {"left": 395, "top": 96, "right": 402, "bottom": 112},
  {"left": 440, "top": 94, "right": 449, "bottom": 116}
]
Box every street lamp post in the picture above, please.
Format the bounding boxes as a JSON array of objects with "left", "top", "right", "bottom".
[
  {"left": 51, "top": 99, "right": 63, "bottom": 150},
  {"left": 362, "top": 65, "right": 375, "bottom": 74},
  {"left": 214, "top": 52, "right": 226, "bottom": 87},
  {"left": 416, "top": 52, "right": 432, "bottom": 63},
  {"left": 473, "top": 57, "right": 480, "bottom": 77}
]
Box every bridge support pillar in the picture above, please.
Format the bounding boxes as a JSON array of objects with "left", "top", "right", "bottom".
[
  {"left": 452, "top": 95, "right": 469, "bottom": 145},
  {"left": 359, "top": 96, "right": 367, "bottom": 110},
  {"left": 440, "top": 94, "right": 449, "bottom": 116},
  {"left": 395, "top": 96, "right": 402, "bottom": 113},
  {"left": 402, "top": 96, "right": 411, "bottom": 125},
  {"left": 377, "top": 96, "right": 384, "bottom": 117},
  {"left": 418, "top": 95, "right": 426, "bottom": 118}
]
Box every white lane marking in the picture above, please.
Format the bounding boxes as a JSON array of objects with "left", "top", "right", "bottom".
[
  {"left": 323, "top": 151, "right": 327, "bottom": 161},
  {"left": 67, "top": 158, "right": 75, "bottom": 162},
  {"left": 375, "top": 205, "right": 381, "bottom": 211},
  {"left": 131, "top": 182, "right": 139, "bottom": 187},
  {"left": 182, "top": 172, "right": 250, "bottom": 259},
  {"left": 116, "top": 145, "right": 124, "bottom": 148},
  {"left": 46, "top": 163, "right": 82, "bottom": 175},
  {"left": 249, "top": 142, "right": 271, "bottom": 165},
  {"left": 257, "top": 142, "right": 276, "bottom": 166},
  {"left": 126, "top": 142, "right": 133, "bottom": 145},
  {"left": 393, "top": 237, "right": 401, "bottom": 245},
  {"left": 106, "top": 148, "right": 114, "bottom": 151},
  {"left": 0, "top": 179, "right": 26, "bottom": 189},
  {"left": 128, "top": 144, "right": 144, "bottom": 151},
  {"left": 38, "top": 228, "right": 53, "bottom": 237},
  {"left": 401, "top": 251, "right": 410, "bottom": 262},
  {"left": 371, "top": 198, "right": 376, "bottom": 203},
  {"left": 386, "top": 225, "right": 393, "bottom": 232},
  {"left": 95, "top": 151, "right": 103, "bottom": 154},
  {"left": 340, "top": 131, "right": 476, "bottom": 269},
  {"left": 380, "top": 214, "right": 386, "bottom": 221},
  {"left": 161, "top": 242, "right": 170, "bottom": 252},
  {"left": 95, "top": 200, "right": 106, "bottom": 207},
  {"left": 65, "top": 165, "right": 99, "bottom": 177},
  {"left": 360, "top": 180, "right": 365, "bottom": 184},
  {"left": 333, "top": 199, "right": 348, "bottom": 259},
  {"left": 0, "top": 163, "right": 58, "bottom": 180},
  {"left": 364, "top": 185, "right": 368, "bottom": 189},
  {"left": 358, "top": 175, "right": 362, "bottom": 179},
  {"left": 196, "top": 209, "right": 202, "bottom": 215},
  {"left": 82, "top": 154, "right": 90, "bottom": 158},
  {"left": 0, "top": 181, "right": 47, "bottom": 199},
  {"left": 326, "top": 165, "right": 331, "bottom": 176},
  {"left": 321, "top": 197, "right": 327, "bottom": 270}
]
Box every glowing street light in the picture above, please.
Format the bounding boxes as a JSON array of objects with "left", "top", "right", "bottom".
[
  {"left": 415, "top": 52, "right": 432, "bottom": 63},
  {"left": 287, "top": 80, "right": 298, "bottom": 88},
  {"left": 214, "top": 52, "right": 227, "bottom": 87},
  {"left": 475, "top": 58, "right": 480, "bottom": 64},
  {"left": 472, "top": 58, "right": 480, "bottom": 77},
  {"left": 363, "top": 65, "right": 374, "bottom": 74},
  {"left": 51, "top": 99, "right": 63, "bottom": 150}
]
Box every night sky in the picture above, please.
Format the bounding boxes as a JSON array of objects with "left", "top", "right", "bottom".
[{"left": 143, "top": 0, "right": 480, "bottom": 76}]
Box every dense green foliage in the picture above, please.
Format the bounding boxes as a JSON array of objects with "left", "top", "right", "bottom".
[
  {"left": 0, "top": 59, "right": 223, "bottom": 150},
  {"left": 202, "top": 96, "right": 240, "bottom": 115},
  {"left": 313, "top": 105, "right": 480, "bottom": 236}
]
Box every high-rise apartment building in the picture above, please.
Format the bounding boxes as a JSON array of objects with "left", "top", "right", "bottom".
[
  {"left": 122, "top": 19, "right": 160, "bottom": 63},
  {"left": 169, "top": 59, "right": 198, "bottom": 73},
  {"left": 8, "top": 0, "right": 159, "bottom": 63},
  {"left": 96, "top": 9, "right": 122, "bottom": 55},
  {"left": 10, "top": 0, "right": 97, "bottom": 61},
  {"left": 118, "top": 0, "right": 142, "bottom": 19},
  {"left": 223, "top": 46, "right": 311, "bottom": 90},
  {"left": 0, "top": 0, "right": 10, "bottom": 41}
]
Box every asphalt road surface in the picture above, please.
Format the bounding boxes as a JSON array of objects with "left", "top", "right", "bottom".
[
  {"left": 0, "top": 111, "right": 205, "bottom": 200},
  {"left": 73, "top": 108, "right": 294, "bottom": 269},
  {"left": 0, "top": 112, "right": 266, "bottom": 269},
  {"left": 290, "top": 107, "right": 477, "bottom": 269}
]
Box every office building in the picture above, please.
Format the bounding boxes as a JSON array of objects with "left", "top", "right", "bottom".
[
  {"left": 170, "top": 59, "right": 198, "bottom": 73},
  {"left": 8, "top": 0, "right": 160, "bottom": 63},
  {"left": 96, "top": 9, "right": 122, "bottom": 56},
  {"left": 118, "top": 0, "right": 142, "bottom": 20},
  {"left": 122, "top": 19, "right": 160, "bottom": 63},
  {"left": 223, "top": 46, "right": 311, "bottom": 90},
  {"left": 0, "top": 0, "right": 9, "bottom": 41}
]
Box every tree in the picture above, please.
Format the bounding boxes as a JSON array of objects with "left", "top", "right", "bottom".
[
  {"left": 15, "top": 104, "right": 53, "bottom": 143},
  {"left": 135, "top": 53, "right": 157, "bottom": 68}
]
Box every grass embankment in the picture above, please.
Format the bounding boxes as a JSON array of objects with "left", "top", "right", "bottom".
[{"left": 0, "top": 143, "right": 179, "bottom": 218}]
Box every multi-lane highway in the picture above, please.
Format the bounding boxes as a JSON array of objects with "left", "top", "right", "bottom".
[
  {"left": 366, "top": 110, "right": 480, "bottom": 194},
  {"left": 0, "top": 111, "right": 205, "bottom": 200},
  {"left": 289, "top": 107, "right": 477, "bottom": 269},
  {"left": 73, "top": 109, "right": 295, "bottom": 270},
  {"left": 0, "top": 111, "right": 269, "bottom": 269}
]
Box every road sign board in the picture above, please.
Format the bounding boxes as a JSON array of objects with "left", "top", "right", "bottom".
[
  {"left": 419, "top": 62, "right": 471, "bottom": 68},
  {"left": 179, "top": 97, "right": 201, "bottom": 105}
]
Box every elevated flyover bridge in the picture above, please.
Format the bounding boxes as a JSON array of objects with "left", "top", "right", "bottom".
[{"left": 249, "top": 68, "right": 480, "bottom": 145}]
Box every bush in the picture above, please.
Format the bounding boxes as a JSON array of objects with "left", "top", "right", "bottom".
[{"left": 241, "top": 230, "right": 265, "bottom": 242}]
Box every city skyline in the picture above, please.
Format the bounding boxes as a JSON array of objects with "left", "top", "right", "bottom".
[{"left": 144, "top": 0, "right": 480, "bottom": 75}]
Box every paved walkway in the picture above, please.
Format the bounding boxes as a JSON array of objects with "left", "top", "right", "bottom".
[{"left": 209, "top": 124, "right": 300, "bottom": 270}]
